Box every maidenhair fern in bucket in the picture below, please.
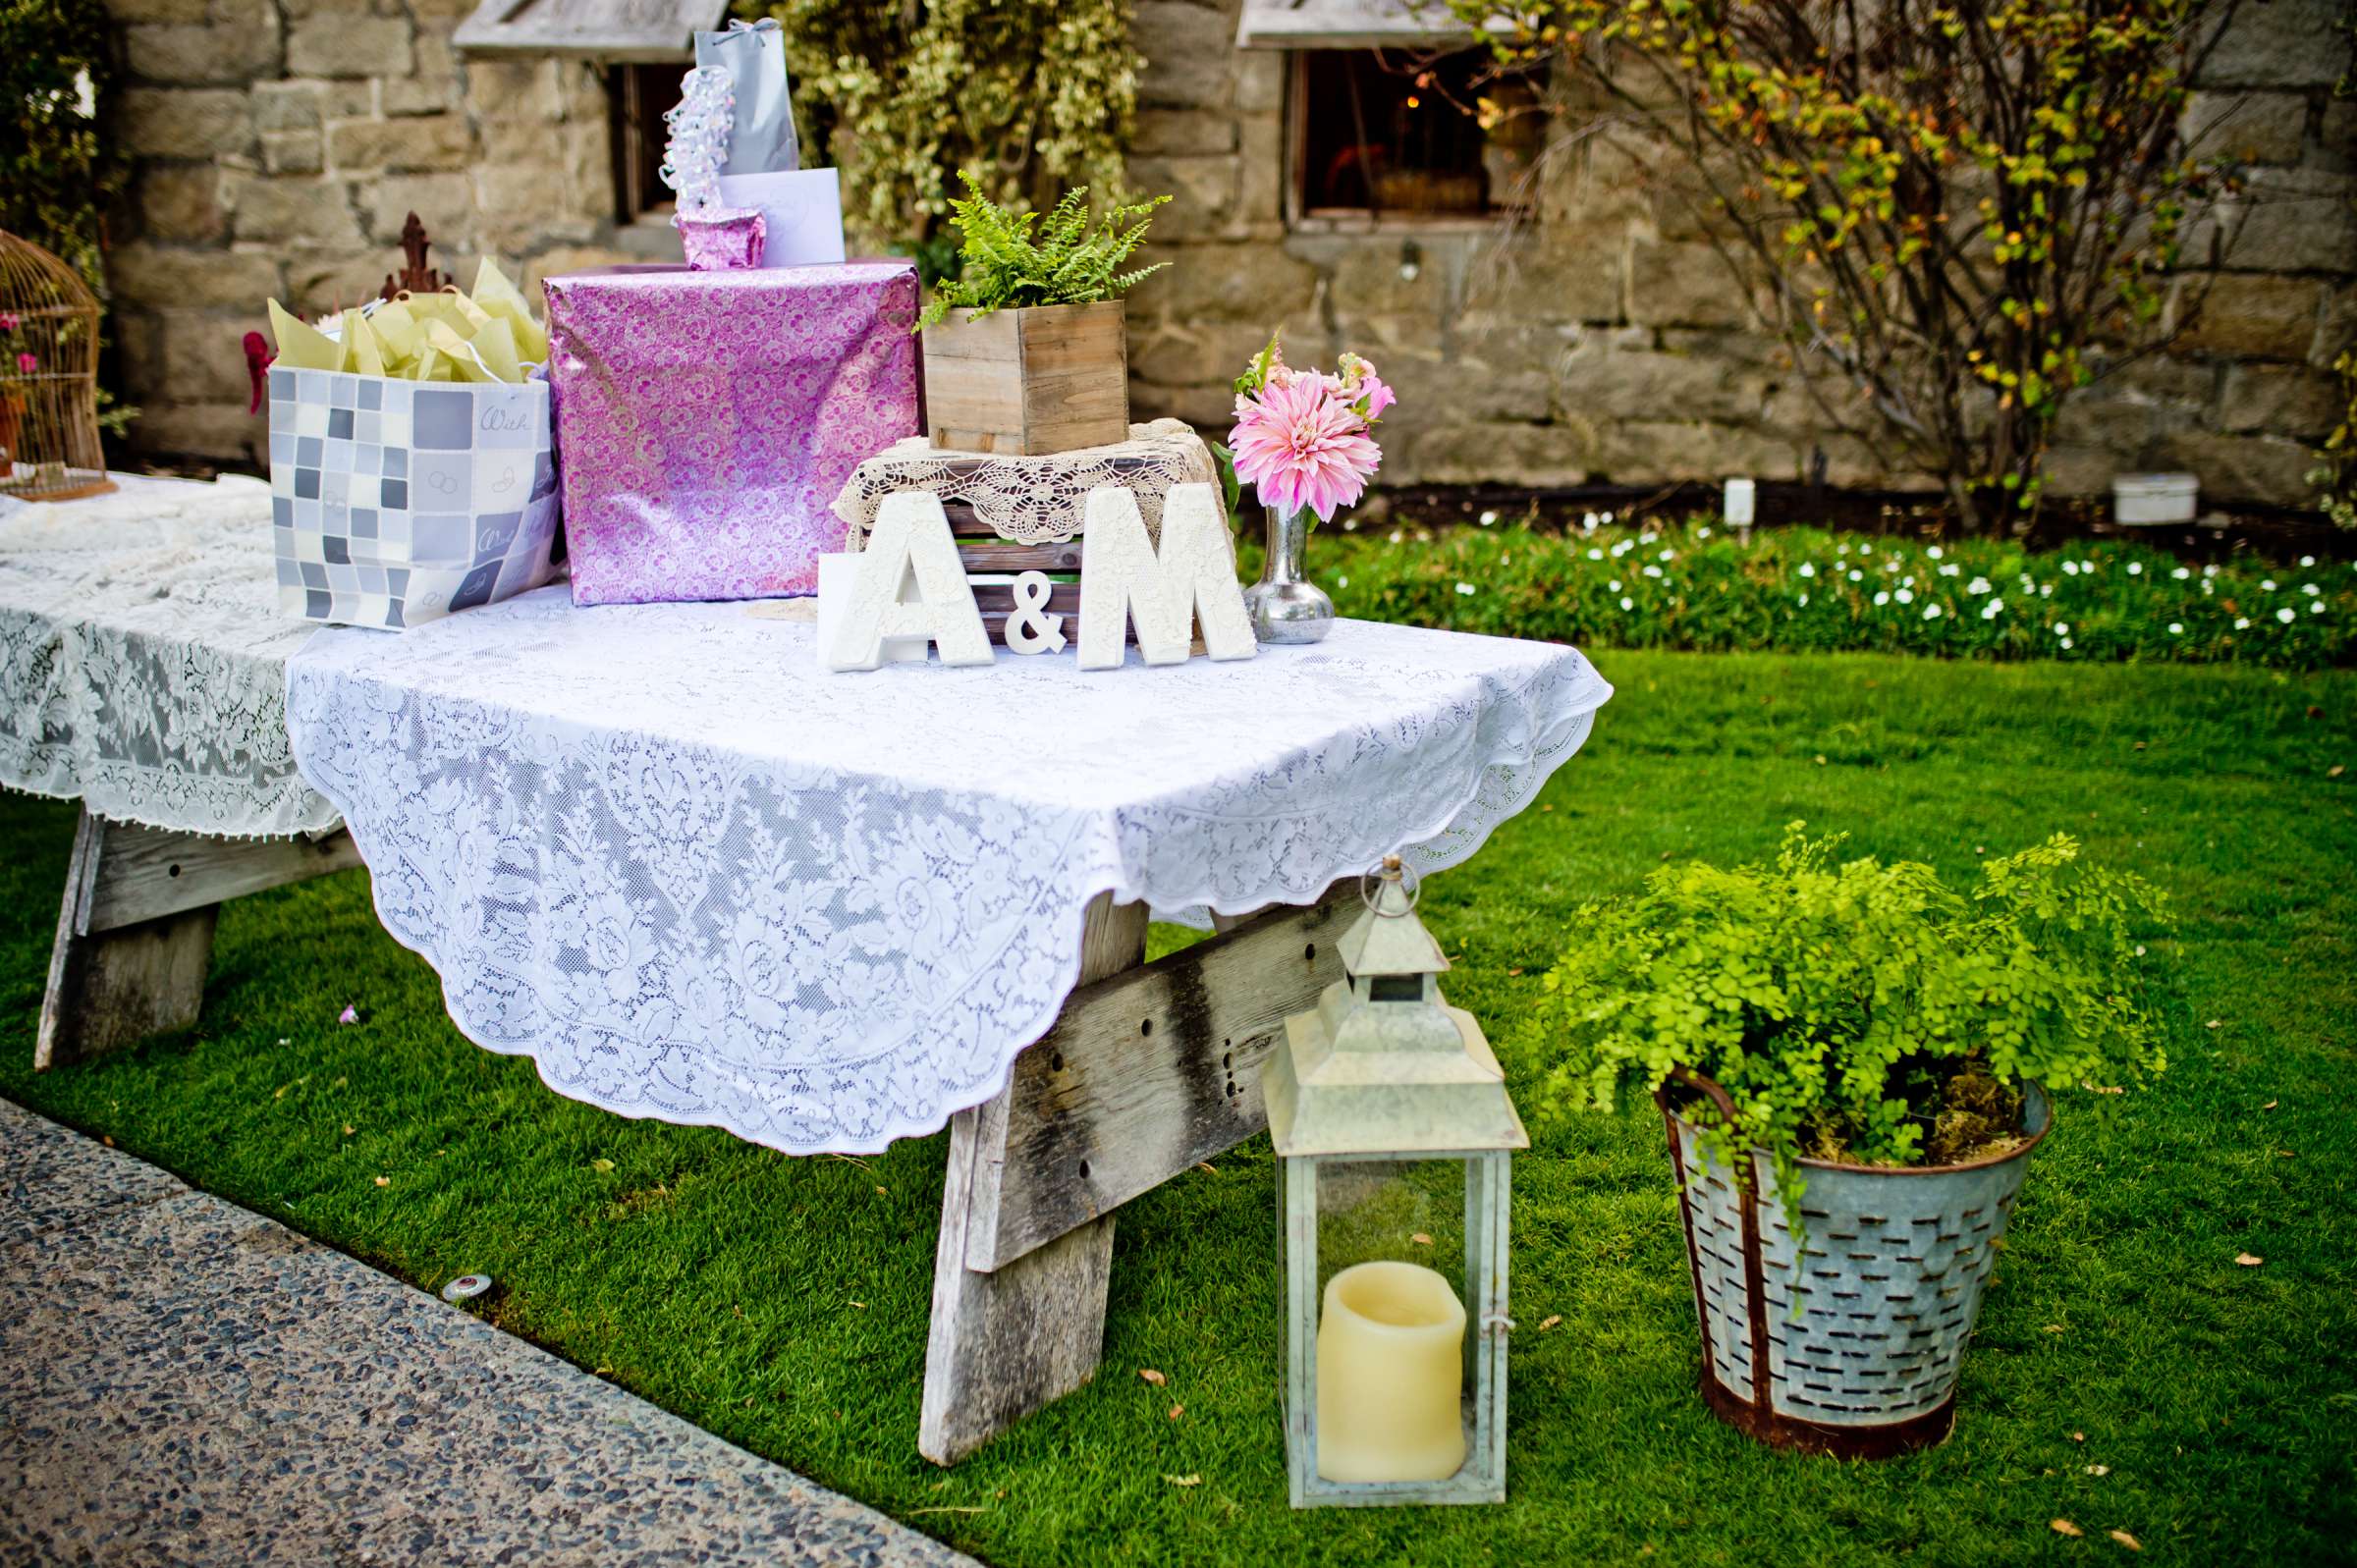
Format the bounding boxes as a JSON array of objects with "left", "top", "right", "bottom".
[{"left": 1527, "top": 828, "right": 2170, "bottom": 1456}]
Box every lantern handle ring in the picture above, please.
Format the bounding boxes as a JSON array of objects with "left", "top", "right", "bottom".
[{"left": 1359, "top": 853, "right": 1421, "bottom": 916}]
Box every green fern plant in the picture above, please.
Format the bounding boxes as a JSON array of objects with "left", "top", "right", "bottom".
[{"left": 914, "top": 170, "right": 1170, "bottom": 332}]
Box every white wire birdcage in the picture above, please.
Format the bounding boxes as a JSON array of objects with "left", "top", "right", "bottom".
[{"left": 0, "top": 230, "right": 115, "bottom": 503}]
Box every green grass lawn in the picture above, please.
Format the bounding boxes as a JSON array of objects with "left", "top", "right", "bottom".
[{"left": 4, "top": 649, "right": 2352, "bottom": 1566}]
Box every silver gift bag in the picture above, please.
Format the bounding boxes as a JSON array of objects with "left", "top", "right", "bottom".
[{"left": 695, "top": 18, "right": 799, "bottom": 177}]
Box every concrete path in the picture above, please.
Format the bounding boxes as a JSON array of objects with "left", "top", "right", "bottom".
[{"left": 0, "top": 1096, "right": 974, "bottom": 1567}]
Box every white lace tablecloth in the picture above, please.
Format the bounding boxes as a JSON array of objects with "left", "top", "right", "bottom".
[
  {"left": 285, "top": 588, "right": 1612, "bottom": 1154},
  {"left": 0, "top": 474, "right": 339, "bottom": 838}
]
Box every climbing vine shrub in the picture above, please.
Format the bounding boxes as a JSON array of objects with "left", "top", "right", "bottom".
[
  {"left": 1, "top": 0, "right": 120, "bottom": 297},
  {"left": 744, "top": 0, "right": 1140, "bottom": 255},
  {"left": 1449, "top": 0, "right": 2247, "bottom": 531}
]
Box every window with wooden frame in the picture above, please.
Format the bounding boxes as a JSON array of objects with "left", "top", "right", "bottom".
[
  {"left": 1287, "top": 47, "right": 1545, "bottom": 230},
  {"left": 608, "top": 62, "right": 686, "bottom": 224}
]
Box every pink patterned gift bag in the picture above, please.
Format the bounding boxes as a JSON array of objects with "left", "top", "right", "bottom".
[{"left": 543, "top": 262, "right": 920, "bottom": 605}]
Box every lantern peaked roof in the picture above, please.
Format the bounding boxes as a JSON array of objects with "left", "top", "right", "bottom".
[
  {"left": 1263, "top": 859, "right": 1527, "bottom": 1158},
  {"left": 1337, "top": 864, "right": 1451, "bottom": 978}
]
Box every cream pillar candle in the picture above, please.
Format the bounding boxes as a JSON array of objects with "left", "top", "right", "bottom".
[{"left": 1316, "top": 1260, "right": 1468, "bottom": 1483}]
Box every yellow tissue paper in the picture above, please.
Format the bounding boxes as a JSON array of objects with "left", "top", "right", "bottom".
[
  {"left": 263, "top": 266, "right": 548, "bottom": 385},
  {"left": 339, "top": 308, "right": 385, "bottom": 377},
  {"left": 470, "top": 257, "right": 550, "bottom": 366},
  {"left": 267, "top": 299, "right": 344, "bottom": 372}
]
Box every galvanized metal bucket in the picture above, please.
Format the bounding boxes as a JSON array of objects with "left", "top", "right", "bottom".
[{"left": 1656, "top": 1072, "right": 2052, "bottom": 1458}]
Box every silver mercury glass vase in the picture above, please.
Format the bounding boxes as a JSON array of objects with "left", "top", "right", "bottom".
[{"left": 1241, "top": 504, "right": 1336, "bottom": 644}]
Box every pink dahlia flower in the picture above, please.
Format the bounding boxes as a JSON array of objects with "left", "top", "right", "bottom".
[
  {"left": 1229, "top": 375, "right": 1381, "bottom": 521},
  {"left": 1354, "top": 368, "right": 1396, "bottom": 420},
  {"left": 14, "top": 351, "right": 34, "bottom": 375}
]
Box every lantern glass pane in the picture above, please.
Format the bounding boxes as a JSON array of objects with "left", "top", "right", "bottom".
[{"left": 1310, "top": 1157, "right": 1472, "bottom": 1487}]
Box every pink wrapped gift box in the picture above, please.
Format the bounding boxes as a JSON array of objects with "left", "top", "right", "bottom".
[{"left": 543, "top": 262, "right": 921, "bottom": 605}]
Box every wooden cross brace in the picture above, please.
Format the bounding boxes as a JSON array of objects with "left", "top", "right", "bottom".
[{"left": 919, "top": 886, "right": 1351, "bottom": 1464}]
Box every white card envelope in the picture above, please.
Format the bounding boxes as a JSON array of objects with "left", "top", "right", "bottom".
[{"left": 715, "top": 169, "right": 848, "bottom": 268}]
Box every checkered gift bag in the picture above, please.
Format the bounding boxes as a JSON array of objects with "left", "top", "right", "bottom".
[{"left": 266, "top": 365, "right": 562, "bottom": 629}]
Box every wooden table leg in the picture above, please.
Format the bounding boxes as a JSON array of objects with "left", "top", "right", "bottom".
[
  {"left": 917, "top": 885, "right": 1354, "bottom": 1464},
  {"left": 920, "top": 892, "right": 1148, "bottom": 1466},
  {"left": 34, "top": 807, "right": 361, "bottom": 1070}
]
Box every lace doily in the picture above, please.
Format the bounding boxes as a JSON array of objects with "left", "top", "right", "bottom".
[
  {"left": 285, "top": 589, "right": 1611, "bottom": 1155},
  {"left": 0, "top": 475, "right": 340, "bottom": 838},
  {"left": 830, "top": 418, "right": 1217, "bottom": 548}
]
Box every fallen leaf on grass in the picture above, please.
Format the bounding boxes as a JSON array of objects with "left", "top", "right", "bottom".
[
  {"left": 590, "top": 1158, "right": 616, "bottom": 1172},
  {"left": 2205, "top": 1019, "right": 2221, "bottom": 1030},
  {"left": 2110, "top": 1530, "right": 2142, "bottom": 1550},
  {"left": 1539, "top": 1315, "right": 1563, "bottom": 1331},
  {"left": 1169, "top": 1404, "right": 1184, "bottom": 1420},
  {"left": 1163, "top": 1474, "right": 1201, "bottom": 1487},
  {"left": 2071, "top": 1432, "right": 2086, "bottom": 1442},
  {"left": 2261, "top": 1101, "right": 2277, "bottom": 1110},
  {"left": 1507, "top": 968, "right": 1524, "bottom": 977},
  {"left": 373, "top": 1175, "right": 389, "bottom": 1187},
  {"left": 849, "top": 1300, "right": 867, "bottom": 1310},
  {"left": 2330, "top": 765, "right": 2346, "bottom": 780},
  {"left": 342, "top": 1124, "right": 355, "bottom": 1137},
  {"left": 1138, "top": 1368, "right": 1167, "bottom": 1387},
  {"left": 2045, "top": 1325, "right": 2066, "bottom": 1334},
  {"left": 2052, "top": 1519, "right": 2084, "bottom": 1538},
  {"left": 2085, "top": 1464, "right": 2110, "bottom": 1476},
  {"left": 1193, "top": 1162, "right": 1218, "bottom": 1174},
  {"left": 875, "top": 1185, "right": 889, "bottom": 1196},
  {"left": 1411, "top": 1232, "right": 1434, "bottom": 1247},
  {"left": 2234, "top": 1253, "right": 2264, "bottom": 1267}
]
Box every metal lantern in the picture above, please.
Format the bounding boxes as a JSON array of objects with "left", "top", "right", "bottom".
[{"left": 1261, "top": 855, "right": 1527, "bottom": 1508}]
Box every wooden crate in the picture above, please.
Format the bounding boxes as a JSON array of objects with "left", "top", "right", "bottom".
[{"left": 922, "top": 300, "right": 1130, "bottom": 456}]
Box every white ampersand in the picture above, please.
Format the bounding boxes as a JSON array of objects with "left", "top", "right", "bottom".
[{"left": 1003, "top": 570, "right": 1068, "bottom": 655}]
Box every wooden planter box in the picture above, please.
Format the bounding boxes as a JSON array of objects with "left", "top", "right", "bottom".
[{"left": 922, "top": 300, "right": 1130, "bottom": 456}]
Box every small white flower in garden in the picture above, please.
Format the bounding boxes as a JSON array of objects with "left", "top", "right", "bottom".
[
  {"left": 1619, "top": 596, "right": 1634, "bottom": 611},
  {"left": 2172, "top": 566, "right": 2191, "bottom": 579},
  {"left": 1940, "top": 563, "right": 1960, "bottom": 576},
  {"left": 2041, "top": 583, "right": 2054, "bottom": 597},
  {"left": 2204, "top": 564, "right": 2220, "bottom": 576},
  {"left": 2167, "top": 622, "right": 2182, "bottom": 634},
  {"left": 2235, "top": 616, "right": 2252, "bottom": 629},
  {"left": 1644, "top": 565, "right": 1664, "bottom": 579},
  {"left": 1798, "top": 593, "right": 1810, "bottom": 607},
  {"left": 2301, "top": 555, "right": 2316, "bottom": 567},
  {"left": 1929, "top": 545, "right": 1944, "bottom": 560},
  {"left": 1924, "top": 604, "right": 1943, "bottom": 620},
  {"left": 2262, "top": 579, "right": 2276, "bottom": 591},
  {"left": 2202, "top": 578, "right": 2215, "bottom": 595},
  {"left": 2060, "top": 636, "right": 2074, "bottom": 649},
  {"left": 1967, "top": 576, "right": 1991, "bottom": 594},
  {"left": 1895, "top": 588, "right": 1915, "bottom": 604},
  {"left": 1609, "top": 579, "right": 1621, "bottom": 592},
  {"left": 2127, "top": 563, "right": 2143, "bottom": 575},
  {"left": 1902, "top": 574, "right": 1916, "bottom": 587},
  {"left": 2063, "top": 561, "right": 2080, "bottom": 576},
  {"left": 2311, "top": 600, "right": 2325, "bottom": 615},
  {"left": 1983, "top": 599, "right": 2004, "bottom": 620},
  {"left": 2277, "top": 607, "right": 2296, "bottom": 623},
  {"left": 2054, "top": 622, "right": 2070, "bottom": 635},
  {"left": 1602, "top": 511, "right": 1616, "bottom": 523},
  {"left": 1798, "top": 562, "right": 1817, "bottom": 577},
  {"left": 1342, "top": 517, "right": 1357, "bottom": 532},
  {"left": 1586, "top": 547, "right": 1604, "bottom": 561},
  {"left": 1455, "top": 581, "right": 1477, "bottom": 596},
  {"left": 1582, "top": 512, "right": 1599, "bottom": 529},
  {"left": 1875, "top": 590, "right": 1891, "bottom": 606},
  {"left": 1697, "top": 525, "right": 1712, "bottom": 538},
  {"left": 1389, "top": 529, "right": 1404, "bottom": 543},
  {"left": 1849, "top": 569, "right": 1865, "bottom": 583},
  {"left": 1336, "top": 575, "right": 1348, "bottom": 588},
  {"left": 1479, "top": 510, "right": 1498, "bottom": 526},
  {"left": 1659, "top": 548, "right": 1675, "bottom": 561},
  {"left": 2303, "top": 583, "right": 2320, "bottom": 596}
]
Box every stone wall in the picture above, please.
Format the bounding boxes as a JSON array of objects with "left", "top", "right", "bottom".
[
  {"left": 101, "top": 0, "right": 651, "bottom": 465},
  {"left": 1120, "top": 0, "right": 2357, "bottom": 508},
  {"left": 103, "top": 0, "right": 2356, "bottom": 509}
]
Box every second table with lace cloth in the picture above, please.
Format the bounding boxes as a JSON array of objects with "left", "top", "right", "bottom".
[{"left": 284, "top": 583, "right": 1612, "bottom": 1462}]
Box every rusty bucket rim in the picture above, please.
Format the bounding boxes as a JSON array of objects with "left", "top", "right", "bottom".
[{"left": 1658, "top": 1068, "right": 2055, "bottom": 1179}]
